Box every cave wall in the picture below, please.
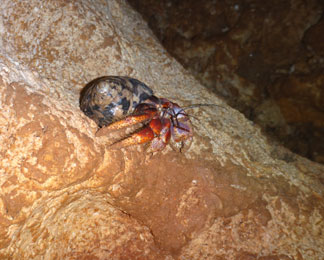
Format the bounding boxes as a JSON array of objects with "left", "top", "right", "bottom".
[{"left": 0, "top": 0, "right": 323, "bottom": 259}]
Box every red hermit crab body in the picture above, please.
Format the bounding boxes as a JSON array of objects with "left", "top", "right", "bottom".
[{"left": 80, "top": 76, "right": 193, "bottom": 151}]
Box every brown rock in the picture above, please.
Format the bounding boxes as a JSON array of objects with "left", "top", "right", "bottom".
[
  {"left": 0, "top": 0, "right": 323, "bottom": 259},
  {"left": 270, "top": 72, "right": 324, "bottom": 162}
]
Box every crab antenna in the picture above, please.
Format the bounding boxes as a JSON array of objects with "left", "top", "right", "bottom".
[
  {"left": 173, "top": 104, "right": 226, "bottom": 118},
  {"left": 181, "top": 103, "right": 226, "bottom": 111}
]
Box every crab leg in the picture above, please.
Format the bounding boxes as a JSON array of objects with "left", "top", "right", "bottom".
[
  {"left": 110, "top": 118, "right": 163, "bottom": 149},
  {"left": 110, "top": 126, "right": 155, "bottom": 148},
  {"left": 103, "top": 105, "right": 157, "bottom": 131},
  {"left": 109, "top": 118, "right": 171, "bottom": 151},
  {"left": 96, "top": 113, "right": 153, "bottom": 137},
  {"left": 106, "top": 114, "right": 152, "bottom": 131}
]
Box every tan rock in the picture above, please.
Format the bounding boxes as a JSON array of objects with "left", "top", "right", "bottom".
[{"left": 0, "top": 0, "right": 323, "bottom": 259}]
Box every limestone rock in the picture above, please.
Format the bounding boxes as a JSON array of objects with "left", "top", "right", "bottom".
[{"left": 0, "top": 0, "right": 323, "bottom": 259}]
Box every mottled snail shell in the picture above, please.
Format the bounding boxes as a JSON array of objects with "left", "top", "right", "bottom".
[{"left": 80, "top": 76, "right": 153, "bottom": 127}]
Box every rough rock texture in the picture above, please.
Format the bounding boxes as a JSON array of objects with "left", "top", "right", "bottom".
[
  {"left": 128, "top": 0, "right": 324, "bottom": 164},
  {"left": 0, "top": 0, "right": 323, "bottom": 259}
]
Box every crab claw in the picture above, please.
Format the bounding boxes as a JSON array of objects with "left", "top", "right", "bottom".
[
  {"left": 170, "top": 113, "right": 193, "bottom": 152},
  {"left": 149, "top": 119, "right": 171, "bottom": 151},
  {"left": 172, "top": 122, "right": 192, "bottom": 142}
]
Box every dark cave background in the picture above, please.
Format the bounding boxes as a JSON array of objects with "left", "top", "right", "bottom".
[{"left": 127, "top": 0, "right": 324, "bottom": 164}]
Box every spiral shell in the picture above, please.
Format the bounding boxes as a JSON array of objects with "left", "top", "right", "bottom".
[{"left": 80, "top": 76, "right": 154, "bottom": 127}]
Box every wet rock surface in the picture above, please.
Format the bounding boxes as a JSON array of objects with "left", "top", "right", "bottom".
[{"left": 0, "top": 0, "right": 323, "bottom": 259}]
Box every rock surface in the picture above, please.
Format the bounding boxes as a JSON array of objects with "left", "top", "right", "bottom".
[{"left": 0, "top": 0, "right": 323, "bottom": 259}]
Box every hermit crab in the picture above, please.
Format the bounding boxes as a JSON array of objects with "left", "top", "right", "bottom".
[{"left": 80, "top": 76, "right": 193, "bottom": 152}]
